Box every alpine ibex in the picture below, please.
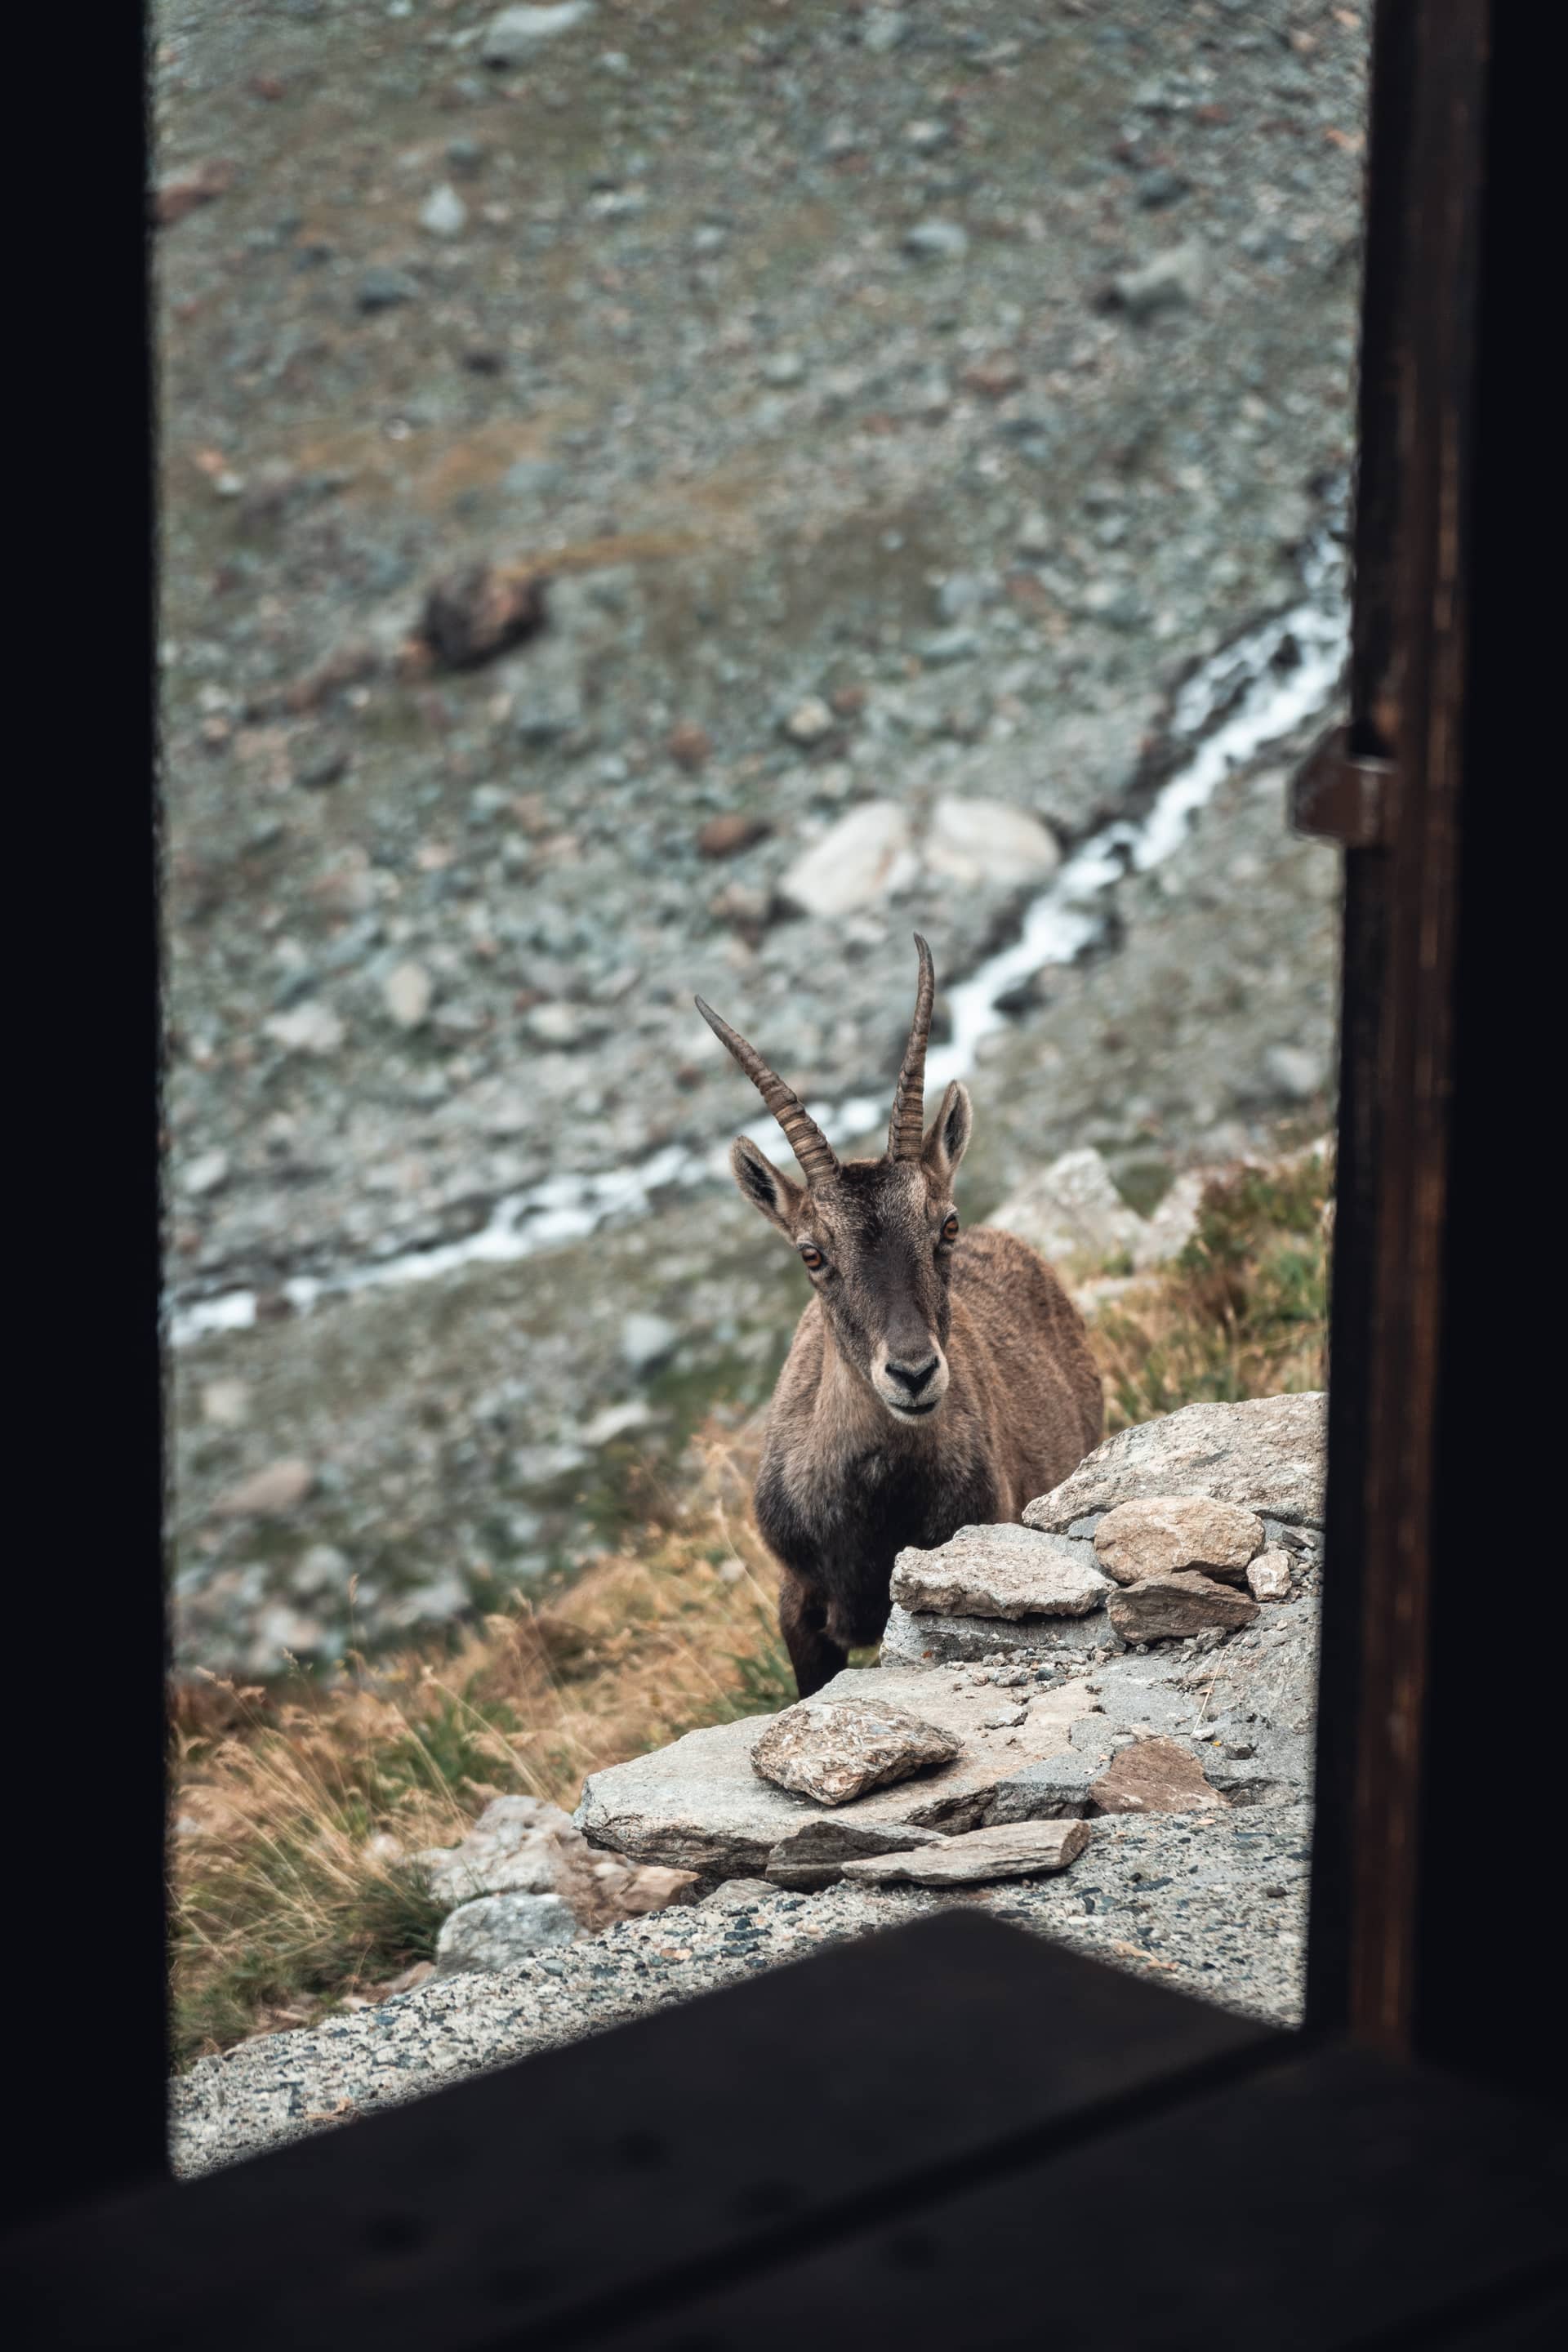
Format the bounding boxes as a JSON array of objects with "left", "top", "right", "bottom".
[{"left": 696, "top": 935, "right": 1104, "bottom": 1697}]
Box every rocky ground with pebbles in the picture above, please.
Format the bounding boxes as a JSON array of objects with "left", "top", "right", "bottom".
[
  {"left": 158, "top": 0, "right": 1364, "bottom": 1668},
  {"left": 172, "top": 1387, "right": 1321, "bottom": 2180}
]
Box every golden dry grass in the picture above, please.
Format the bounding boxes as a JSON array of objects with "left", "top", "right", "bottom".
[{"left": 169, "top": 1151, "right": 1333, "bottom": 2065}]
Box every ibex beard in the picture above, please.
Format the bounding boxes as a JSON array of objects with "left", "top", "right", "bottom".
[{"left": 697, "top": 933, "right": 1105, "bottom": 1699}]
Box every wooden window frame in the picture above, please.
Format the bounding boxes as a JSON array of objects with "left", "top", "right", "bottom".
[{"left": 7, "top": 4, "right": 1562, "bottom": 2341}]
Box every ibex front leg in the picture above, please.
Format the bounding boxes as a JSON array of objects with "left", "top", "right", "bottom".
[{"left": 777, "top": 1569, "right": 847, "bottom": 1699}]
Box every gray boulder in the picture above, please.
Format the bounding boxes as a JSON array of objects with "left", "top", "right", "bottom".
[
  {"left": 434, "top": 1891, "right": 577, "bottom": 1975},
  {"left": 1026, "top": 1393, "right": 1327, "bottom": 1531}
]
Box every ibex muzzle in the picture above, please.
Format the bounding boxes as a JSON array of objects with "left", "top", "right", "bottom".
[{"left": 697, "top": 937, "right": 1105, "bottom": 1697}]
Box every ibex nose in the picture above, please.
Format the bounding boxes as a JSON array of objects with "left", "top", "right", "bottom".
[{"left": 884, "top": 1355, "right": 940, "bottom": 1394}]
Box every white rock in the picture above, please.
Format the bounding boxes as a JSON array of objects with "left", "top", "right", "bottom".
[
  {"left": 923, "top": 798, "right": 1061, "bottom": 889},
  {"left": 840, "top": 1817, "right": 1089, "bottom": 1886},
  {"left": 777, "top": 802, "right": 919, "bottom": 919},
  {"left": 200, "top": 1378, "right": 250, "bottom": 1428},
  {"left": 1263, "top": 1042, "right": 1327, "bottom": 1101},
  {"left": 904, "top": 220, "right": 969, "bottom": 261},
  {"left": 1110, "top": 242, "right": 1205, "bottom": 318},
  {"left": 434, "top": 1891, "right": 577, "bottom": 1974},
  {"left": 1247, "top": 1548, "right": 1295, "bottom": 1602},
  {"left": 263, "top": 1002, "right": 345, "bottom": 1056},
  {"left": 419, "top": 183, "right": 468, "bottom": 238},
  {"left": 620, "top": 1312, "right": 680, "bottom": 1374},
  {"left": 481, "top": 3, "right": 594, "bottom": 68},
  {"left": 181, "top": 1148, "right": 230, "bottom": 1198},
  {"left": 891, "top": 1522, "right": 1110, "bottom": 1620},
  {"left": 383, "top": 961, "right": 433, "bottom": 1028},
  {"left": 783, "top": 694, "right": 835, "bottom": 744}
]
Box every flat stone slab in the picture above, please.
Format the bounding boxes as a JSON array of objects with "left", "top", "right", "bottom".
[
  {"left": 880, "top": 1601, "right": 1119, "bottom": 1670},
  {"left": 575, "top": 1665, "right": 1096, "bottom": 1879},
  {"left": 1089, "top": 1735, "right": 1230, "bottom": 1815},
  {"left": 1092, "top": 1495, "right": 1264, "bottom": 1586},
  {"left": 1108, "top": 1571, "right": 1259, "bottom": 1642},
  {"left": 764, "top": 1818, "right": 944, "bottom": 1891},
  {"left": 840, "top": 1818, "right": 1089, "bottom": 1886},
  {"left": 751, "top": 1695, "right": 960, "bottom": 1807},
  {"left": 1026, "top": 1392, "right": 1326, "bottom": 1532},
  {"left": 891, "top": 1523, "right": 1111, "bottom": 1619}
]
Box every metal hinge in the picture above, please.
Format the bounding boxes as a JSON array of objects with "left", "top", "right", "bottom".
[{"left": 1291, "top": 726, "right": 1398, "bottom": 849}]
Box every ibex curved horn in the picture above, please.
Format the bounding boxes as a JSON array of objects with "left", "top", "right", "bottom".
[
  {"left": 695, "top": 996, "right": 840, "bottom": 1187},
  {"left": 888, "top": 933, "right": 936, "bottom": 1162}
]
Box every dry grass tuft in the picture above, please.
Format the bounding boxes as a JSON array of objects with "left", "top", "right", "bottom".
[
  {"left": 170, "top": 1421, "right": 794, "bottom": 2065},
  {"left": 1086, "top": 1145, "right": 1333, "bottom": 1432},
  {"left": 169, "top": 1152, "right": 1333, "bottom": 2064}
]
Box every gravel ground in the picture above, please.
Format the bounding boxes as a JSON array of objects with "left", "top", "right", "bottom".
[
  {"left": 158, "top": 0, "right": 1365, "bottom": 1668},
  {"left": 171, "top": 1797, "right": 1312, "bottom": 2180}
]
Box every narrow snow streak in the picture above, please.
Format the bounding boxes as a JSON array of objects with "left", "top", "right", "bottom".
[{"left": 170, "top": 534, "right": 1347, "bottom": 1350}]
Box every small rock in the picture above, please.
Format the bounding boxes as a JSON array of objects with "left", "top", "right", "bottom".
[
  {"left": 383, "top": 961, "right": 434, "bottom": 1029},
  {"left": 891, "top": 1524, "right": 1110, "bottom": 1620},
  {"left": 904, "top": 220, "right": 969, "bottom": 263},
  {"left": 1247, "top": 1548, "right": 1295, "bottom": 1602},
  {"left": 211, "top": 1458, "right": 315, "bottom": 1520},
  {"left": 1089, "top": 1736, "right": 1228, "bottom": 1815},
  {"left": 417, "top": 1796, "right": 575, "bottom": 1908},
  {"left": 620, "top": 1311, "right": 680, "bottom": 1376},
  {"left": 289, "top": 1544, "right": 350, "bottom": 1600},
  {"left": 421, "top": 563, "right": 546, "bottom": 671},
  {"left": 419, "top": 184, "right": 469, "bottom": 239},
  {"left": 181, "top": 1147, "right": 230, "bottom": 1198},
  {"left": 751, "top": 1696, "right": 960, "bottom": 1808},
  {"left": 614, "top": 1865, "right": 701, "bottom": 1914},
  {"left": 777, "top": 802, "right": 919, "bottom": 919},
  {"left": 666, "top": 719, "right": 713, "bottom": 772},
  {"left": 1136, "top": 167, "right": 1190, "bottom": 210},
  {"left": 434, "top": 1891, "right": 577, "bottom": 1975},
  {"left": 355, "top": 266, "right": 420, "bottom": 314},
  {"left": 1093, "top": 1496, "right": 1265, "bottom": 1586},
  {"left": 292, "top": 737, "right": 350, "bottom": 791},
  {"left": 765, "top": 1819, "right": 944, "bottom": 1891},
  {"left": 924, "top": 798, "right": 1061, "bottom": 889},
  {"left": 480, "top": 3, "right": 595, "bottom": 69},
  {"left": 761, "top": 351, "right": 806, "bottom": 387},
  {"left": 698, "top": 812, "right": 772, "bottom": 859},
  {"left": 840, "top": 1818, "right": 1089, "bottom": 1886},
  {"left": 1107, "top": 1572, "right": 1259, "bottom": 1644},
  {"left": 200, "top": 1378, "right": 250, "bottom": 1428},
  {"left": 1105, "top": 242, "right": 1205, "bottom": 318},
  {"left": 264, "top": 1003, "right": 345, "bottom": 1056},
  {"left": 782, "top": 695, "right": 835, "bottom": 746},
  {"left": 154, "top": 158, "right": 236, "bottom": 227},
  {"left": 1263, "top": 1042, "right": 1327, "bottom": 1101},
  {"left": 960, "top": 358, "right": 1026, "bottom": 401},
  {"left": 861, "top": 9, "right": 908, "bottom": 55},
  {"left": 985, "top": 1751, "right": 1097, "bottom": 1824}
]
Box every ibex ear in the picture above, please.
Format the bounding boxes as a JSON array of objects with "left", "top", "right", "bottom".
[
  {"left": 922, "top": 1080, "right": 973, "bottom": 1183},
  {"left": 730, "top": 1135, "right": 806, "bottom": 1235}
]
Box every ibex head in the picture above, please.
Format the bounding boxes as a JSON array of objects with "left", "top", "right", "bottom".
[{"left": 696, "top": 936, "right": 972, "bottom": 1425}]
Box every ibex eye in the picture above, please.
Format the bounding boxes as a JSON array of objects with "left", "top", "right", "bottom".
[
  {"left": 800, "top": 1245, "right": 826, "bottom": 1271},
  {"left": 942, "top": 1214, "right": 960, "bottom": 1242}
]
